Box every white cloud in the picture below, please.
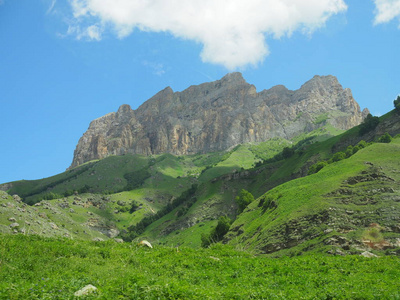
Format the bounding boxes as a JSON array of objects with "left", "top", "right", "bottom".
[
  {"left": 86, "top": 24, "right": 102, "bottom": 40},
  {"left": 68, "top": 0, "right": 347, "bottom": 69},
  {"left": 67, "top": 23, "right": 103, "bottom": 41},
  {"left": 142, "top": 60, "right": 166, "bottom": 76},
  {"left": 373, "top": 0, "right": 400, "bottom": 26},
  {"left": 46, "top": 0, "right": 57, "bottom": 15}
]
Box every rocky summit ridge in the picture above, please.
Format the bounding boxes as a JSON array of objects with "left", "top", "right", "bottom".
[{"left": 70, "top": 73, "right": 369, "bottom": 169}]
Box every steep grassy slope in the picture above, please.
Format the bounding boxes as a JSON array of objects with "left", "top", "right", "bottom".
[
  {"left": 0, "top": 191, "right": 111, "bottom": 240},
  {"left": 139, "top": 111, "right": 400, "bottom": 252},
  {"left": 0, "top": 136, "right": 303, "bottom": 242},
  {"left": 2, "top": 234, "right": 400, "bottom": 299},
  {"left": 225, "top": 137, "right": 400, "bottom": 256},
  {"left": 4, "top": 154, "right": 193, "bottom": 204},
  {"left": 134, "top": 126, "right": 355, "bottom": 247}
]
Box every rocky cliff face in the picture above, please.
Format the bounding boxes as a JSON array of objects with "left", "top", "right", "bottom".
[{"left": 70, "top": 73, "right": 369, "bottom": 168}]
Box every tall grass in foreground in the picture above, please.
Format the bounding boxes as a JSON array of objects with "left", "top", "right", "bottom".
[{"left": 1, "top": 234, "right": 400, "bottom": 299}]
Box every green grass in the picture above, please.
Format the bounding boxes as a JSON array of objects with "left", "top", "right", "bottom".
[
  {"left": 1, "top": 234, "right": 400, "bottom": 299},
  {"left": 248, "top": 137, "right": 292, "bottom": 161},
  {"left": 226, "top": 137, "right": 400, "bottom": 255}
]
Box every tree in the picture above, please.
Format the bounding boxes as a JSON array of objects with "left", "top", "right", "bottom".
[
  {"left": 345, "top": 145, "right": 354, "bottom": 158},
  {"left": 129, "top": 200, "right": 139, "bottom": 213},
  {"left": 282, "top": 147, "right": 295, "bottom": 159},
  {"left": 378, "top": 132, "right": 392, "bottom": 143},
  {"left": 357, "top": 140, "right": 368, "bottom": 149},
  {"left": 394, "top": 96, "right": 400, "bottom": 112},
  {"left": 308, "top": 161, "right": 328, "bottom": 175},
  {"left": 331, "top": 151, "right": 346, "bottom": 162},
  {"left": 201, "top": 216, "right": 232, "bottom": 248},
  {"left": 359, "top": 113, "right": 380, "bottom": 136},
  {"left": 235, "top": 189, "right": 255, "bottom": 213}
]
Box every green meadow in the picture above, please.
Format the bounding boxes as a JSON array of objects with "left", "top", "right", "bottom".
[{"left": 1, "top": 234, "right": 400, "bottom": 299}]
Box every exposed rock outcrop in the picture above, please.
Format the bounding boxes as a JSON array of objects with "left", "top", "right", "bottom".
[{"left": 70, "top": 73, "right": 368, "bottom": 168}]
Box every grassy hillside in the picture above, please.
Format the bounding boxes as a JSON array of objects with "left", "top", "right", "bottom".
[
  {"left": 226, "top": 137, "right": 400, "bottom": 256},
  {"left": 1, "top": 130, "right": 329, "bottom": 243},
  {"left": 2, "top": 234, "right": 400, "bottom": 299},
  {"left": 137, "top": 112, "right": 400, "bottom": 252},
  {"left": 134, "top": 126, "right": 359, "bottom": 248},
  {"left": 2, "top": 111, "right": 400, "bottom": 255}
]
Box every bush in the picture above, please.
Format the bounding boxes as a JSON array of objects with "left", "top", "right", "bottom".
[
  {"left": 41, "top": 192, "right": 62, "bottom": 200},
  {"left": 119, "top": 206, "right": 130, "bottom": 213},
  {"left": 282, "top": 147, "right": 295, "bottom": 159},
  {"left": 345, "top": 146, "right": 353, "bottom": 158},
  {"left": 352, "top": 145, "right": 361, "bottom": 155},
  {"left": 357, "top": 140, "right": 368, "bottom": 148},
  {"left": 394, "top": 96, "right": 400, "bottom": 112},
  {"left": 359, "top": 114, "right": 380, "bottom": 136},
  {"left": 201, "top": 216, "right": 232, "bottom": 247},
  {"left": 331, "top": 151, "right": 346, "bottom": 162},
  {"left": 378, "top": 132, "right": 392, "bottom": 143},
  {"left": 124, "top": 168, "right": 151, "bottom": 191},
  {"left": 308, "top": 161, "right": 328, "bottom": 175},
  {"left": 129, "top": 200, "right": 139, "bottom": 213},
  {"left": 235, "top": 189, "right": 255, "bottom": 213},
  {"left": 262, "top": 195, "right": 278, "bottom": 211}
]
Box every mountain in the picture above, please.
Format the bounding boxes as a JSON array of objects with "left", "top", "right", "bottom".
[
  {"left": 2, "top": 109, "right": 400, "bottom": 257},
  {"left": 70, "top": 73, "right": 368, "bottom": 168},
  {"left": 134, "top": 111, "right": 400, "bottom": 256}
]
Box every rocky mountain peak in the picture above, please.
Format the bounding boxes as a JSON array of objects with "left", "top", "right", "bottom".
[
  {"left": 69, "top": 73, "right": 368, "bottom": 169},
  {"left": 220, "top": 72, "right": 246, "bottom": 83},
  {"left": 117, "top": 104, "right": 132, "bottom": 114}
]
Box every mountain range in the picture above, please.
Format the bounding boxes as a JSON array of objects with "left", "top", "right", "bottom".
[
  {"left": 3, "top": 73, "right": 400, "bottom": 259},
  {"left": 70, "top": 73, "right": 368, "bottom": 168}
]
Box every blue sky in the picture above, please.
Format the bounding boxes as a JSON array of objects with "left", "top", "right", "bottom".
[{"left": 0, "top": 0, "right": 399, "bottom": 184}]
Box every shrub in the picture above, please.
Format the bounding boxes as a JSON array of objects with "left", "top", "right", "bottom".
[
  {"left": 308, "top": 161, "right": 328, "bottom": 175},
  {"left": 357, "top": 140, "right": 368, "bottom": 148},
  {"left": 119, "top": 206, "right": 130, "bottom": 213},
  {"left": 201, "top": 216, "right": 232, "bottom": 247},
  {"left": 262, "top": 195, "right": 278, "bottom": 211},
  {"left": 282, "top": 147, "right": 295, "bottom": 159},
  {"left": 352, "top": 145, "right": 361, "bottom": 155},
  {"left": 331, "top": 151, "right": 346, "bottom": 162},
  {"left": 235, "top": 189, "right": 255, "bottom": 213},
  {"left": 129, "top": 201, "right": 139, "bottom": 213},
  {"left": 124, "top": 168, "right": 151, "bottom": 191},
  {"left": 345, "top": 146, "right": 353, "bottom": 158},
  {"left": 378, "top": 132, "right": 392, "bottom": 143},
  {"left": 359, "top": 114, "right": 380, "bottom": 136},
  {"left": 394, "top": 95, "right": 400, "bottom": 112}
]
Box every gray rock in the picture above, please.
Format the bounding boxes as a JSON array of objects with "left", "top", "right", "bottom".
[
  {"left": 69, "top": 73, "right": 368, "bottom": 168},
  {"left": 49, "top": 222, "right": 58, "bottom": 229},
  {"left": 9, "top": 223, "right": 19, "bottom": 228},
  {"left": 361, "top": 251, "right": 378, "bottom": 258},
  {"left": 74, "top": 284, "right": 98, "bottom": 296},
  {"left": 107, "top": 228, "right": 119, "bottom": 238},
  {"left": 92, "top": 237, "right": 104, "bottom": 242},
  {"left": 38, "top": 213, "right": 47, "bottom": 219},
  {"left": 12, "top": 195, "right": 21, "bottom": 202}
]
